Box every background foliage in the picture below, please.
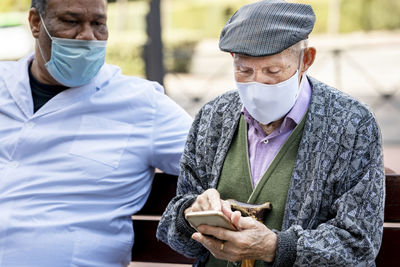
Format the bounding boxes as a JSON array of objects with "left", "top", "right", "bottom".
[{"left": 1, "top": 0, "right": 399, "bottom": 76}]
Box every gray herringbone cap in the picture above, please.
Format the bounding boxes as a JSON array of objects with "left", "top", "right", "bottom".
[{"left": 219, "top": 0, "right": 315, "bottom": 56}]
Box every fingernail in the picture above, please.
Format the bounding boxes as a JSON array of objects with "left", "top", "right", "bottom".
[{"left": 192, "top": 233, "right": 200, "bottom": 240}]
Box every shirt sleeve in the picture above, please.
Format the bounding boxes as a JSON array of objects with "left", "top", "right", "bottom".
[
  {"left": 150, "top": 84, "right": 193, "bottom": 175},
  {"left": 156, "top": 104, "right": 212, "bottom": 262}
]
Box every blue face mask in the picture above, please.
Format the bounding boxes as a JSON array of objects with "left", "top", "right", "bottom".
[{"left": 38, "top": 16, "right": 107, "bottom": 87}]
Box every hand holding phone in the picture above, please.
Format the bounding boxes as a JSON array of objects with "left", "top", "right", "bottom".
[{"left": 185, "top": 210, "right": 237, "bottom": 231}]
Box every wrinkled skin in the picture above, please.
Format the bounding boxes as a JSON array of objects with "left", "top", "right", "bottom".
[{"left": 28, "top": 0, "right": 108, "bottom": 85}]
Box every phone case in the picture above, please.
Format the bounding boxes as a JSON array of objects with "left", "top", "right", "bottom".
[{"left": 185, "top": 210, "right": 236, "bottom": 231}]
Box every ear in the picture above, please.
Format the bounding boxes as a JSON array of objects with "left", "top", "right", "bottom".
[
  {"left": 29, "top": 8, "right": 41, "bottom": 39},
  {"left": 300, "top": 47, "right": 316, "bottom": 75}
]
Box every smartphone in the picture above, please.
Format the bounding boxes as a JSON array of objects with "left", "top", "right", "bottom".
[{"left": 185, "top": 210, "right": 237, "bottom": 231}]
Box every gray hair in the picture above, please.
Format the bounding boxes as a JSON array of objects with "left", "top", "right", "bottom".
[
  {"left": 287, "top": 39, "right": 308, "bottom": 57},
  {"left": 31, "top": 0, "right": 47, "bottom": 16},
  {"left": 286, "top": 39, "right": 308, "bottom": 66},
  {"left": 233, "top": 39, "right": 308, "bottom": 62}
]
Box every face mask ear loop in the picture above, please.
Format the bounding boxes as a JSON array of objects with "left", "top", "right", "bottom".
[
  {"left": 297, "top": 48, "right": 306, "bottom": 86},
  {"left": 297, "top": 48, "right": 305, "bottom": 73},
  {"left": 37, "top": 15, "right": 53, "bottom": 63},
  {"left": 39, "top": 15, "right": 53, "bottom": 40},
  {"left": 293, "top": 48, "right": 305, "bottom": 98}
]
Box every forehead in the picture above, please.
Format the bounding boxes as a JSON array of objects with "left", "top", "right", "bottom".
[
  {"left": 46, "top": 0, "right": 107, "bottom": 16},
  {"left": 234, "top": 51, "right": 292, "bottom": 66}
]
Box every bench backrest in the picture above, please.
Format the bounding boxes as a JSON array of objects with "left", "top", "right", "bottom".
[
  {"left": 131, "top": 172, "right": 400, "bottom": 265},
  {"left": 131, "top": 173, "right": 194, "bottom": 264},
  {"left": 375, "top": 173, "right": 400, "bottom": 266}
]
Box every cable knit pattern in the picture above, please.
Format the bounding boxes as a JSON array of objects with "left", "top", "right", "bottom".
[{"left": 156, "top": 76, "right": 385, "bottom": 267}]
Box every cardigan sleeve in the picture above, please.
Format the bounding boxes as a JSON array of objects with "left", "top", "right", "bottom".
[
  {"left": 156, "top": 91, "right": 243, "bottom": 265},
  {"left": 273, "top": 112, "right": 385, "bottom": 266}
]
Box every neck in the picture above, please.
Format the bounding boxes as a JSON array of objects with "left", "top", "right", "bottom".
[
  {"left": 258, "top": 118, "right": 284, "bottom": 135},
  {"left": 31, "top": 45, "right": 61, "bottom": 86}
]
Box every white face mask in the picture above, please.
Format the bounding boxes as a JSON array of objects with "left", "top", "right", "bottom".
[
  {"left": 236, "top": 49, "right": 305, "bottom": 125},
  {"left": 236, "top": 70, "right": 301, "bottom": 125}
]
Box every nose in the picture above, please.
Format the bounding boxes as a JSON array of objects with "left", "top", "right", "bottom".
[{"left": 76, "top": 23, "right": 96, "bottom": 40}]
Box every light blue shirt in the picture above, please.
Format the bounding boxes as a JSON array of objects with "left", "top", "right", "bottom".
[{"left": 0, "top": 54, "right": 192, "bottom": 266}]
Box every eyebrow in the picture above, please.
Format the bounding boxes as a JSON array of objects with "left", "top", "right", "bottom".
[{"left": 61, "top": 11, "right": 107, "bottom": 20}]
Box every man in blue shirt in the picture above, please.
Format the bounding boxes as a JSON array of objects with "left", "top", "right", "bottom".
[{"left": 0, "top": 0, "right": 192, "bottom": 266}]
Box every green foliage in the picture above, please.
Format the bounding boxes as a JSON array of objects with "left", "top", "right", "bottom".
[
  {"left": 0, "top": 13, "right": 25, "bottom": 27},
  {"left": 104, "top": 0, "right": 400, "bottom": 76},
  {"left": 166, "top": 0, "right": 260, "bottom": 39},
  {"left": 164, "top": 40, "right": 198, "bottom": 73},
  {"left": 0, "top": 0, "right": 30, "bottom": 27},
  {"left": 106, "top": 42, "right": 144, "bottom": 76},
  {"left": 341, "top": 0, "right": 400, "bottom": 32},
  {"left": 2, "top": 0, "right": 399, "bottom": 76},
  {"left": 0, "top": 0, "right": 30, "bottom": 12},
  {"left": 106, "top": 0, "right": 148, "bottom": 33},
  {"left": 293, "top": 0, "right": 330, "bottom": 33},
  {"left": 106, "top": 37, "right": 198, "bottom": 76}
]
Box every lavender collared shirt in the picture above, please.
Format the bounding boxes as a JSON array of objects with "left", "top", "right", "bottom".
[{"left": 242, "top": 76, "right": 312, "bottom": 187}]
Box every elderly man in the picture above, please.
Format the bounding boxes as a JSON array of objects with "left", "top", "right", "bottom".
[
  {"left": 157, "top": 1, "right": 385, "bottom": 266},
  {"left": 0, "top": 0, "right": 192, "bottom": 266}
]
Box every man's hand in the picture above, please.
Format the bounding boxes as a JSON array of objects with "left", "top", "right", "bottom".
[
  {"left": 184, "top": 189, "right": 225, "bottom": 215},
  {"left": 191, "top": 210, "right": 277, "bottom": 263}
]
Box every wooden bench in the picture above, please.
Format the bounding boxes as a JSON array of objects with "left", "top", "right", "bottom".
[
  {"left": 376, "top": 169, "right": 400, "bottom": 266},
  {"left": 131, "top": 171, "right": 400, "bottom": 266},
  {"left": 131, "top": 172, "right": 194, "bottom": 265}
]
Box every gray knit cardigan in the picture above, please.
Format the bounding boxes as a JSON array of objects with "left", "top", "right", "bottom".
[{"left": 156, "top": 77, "right": 385, "bottom": 266}]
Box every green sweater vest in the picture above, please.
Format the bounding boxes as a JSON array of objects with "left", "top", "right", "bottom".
[{"left": 206, "top": 115, "right": 306, "bottom": 267}]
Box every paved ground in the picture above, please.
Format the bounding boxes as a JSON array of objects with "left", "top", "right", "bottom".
[{"left": 165, "top": 31, "right": 400, "bottom": 172}]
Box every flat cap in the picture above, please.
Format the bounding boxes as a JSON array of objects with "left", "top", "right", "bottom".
[{"left": 219, "top": 0, "right": 315, "bottom": 56}]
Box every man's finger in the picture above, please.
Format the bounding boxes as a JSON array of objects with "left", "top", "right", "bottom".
[
  {"left": 207, "top": 189, "right": 221, "bottom": 211},
  {"left": 231, "top": 210, "right": 241, "bottom": 227},
  {"left": 235, "top": 214, "right": 258, "bottom": 229},
  {"left": 221, "top": 200, "right": 233, "bottom": 218},
  {"left": 197, "top": 224, "right": 235, "bottom": 242},
  {"left": 230, "top": 210, "right": 257, "bottom": 229},
  {"left": 196, "top": 194, "right": 212, "bottom": 211},
  {"left": 192, "top": 232, "right": 221, "bottom": 252}
]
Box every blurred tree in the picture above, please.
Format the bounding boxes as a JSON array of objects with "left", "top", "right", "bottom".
[
  {"left": 143, "top": 0, "right": 164, "bottom": 85},
  {"left": 361, "top": 0, "right": 373, "bottom": 31},
  {"left": 328, "top": 0, "right": 341, "bottom": 34}
]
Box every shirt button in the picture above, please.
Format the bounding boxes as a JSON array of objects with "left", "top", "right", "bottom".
[
  {"left": 263, "top": 139, "right": 269, "bottom": 144},
  {"left": 26, "top": 122, "right": 35, "bottom": 129},
  {"left": 9, "top": 161, "right": 19, "bottom": 168}
]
